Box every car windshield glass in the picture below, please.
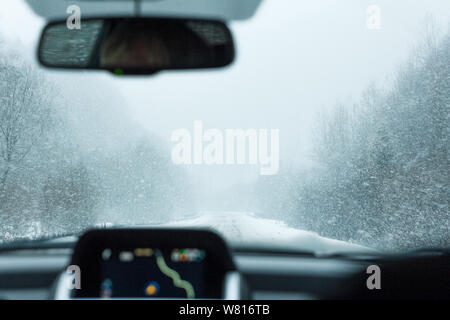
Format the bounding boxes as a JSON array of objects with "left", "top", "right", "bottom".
[{"left": 0, "top": 0, "right": 449, "bottom": 253}]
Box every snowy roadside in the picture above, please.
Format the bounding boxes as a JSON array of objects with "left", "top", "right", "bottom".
[
  {"left": 0, "top": 211, "right": 373, "bottom": 254},
  {"left": 165, "top": 211, "right": 373, "bottom": 255}
]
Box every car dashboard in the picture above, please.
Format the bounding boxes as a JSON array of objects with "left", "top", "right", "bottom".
[
  {"left": 0, "top": 248, "right": 366, "bottom": 300},
  {"left": 0, "top": 229, "right": 448, "bottom": 300}
]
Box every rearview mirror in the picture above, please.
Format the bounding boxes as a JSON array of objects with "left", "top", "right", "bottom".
[{"left": 38, "top": 17, "right": 235, "bottom": 75}]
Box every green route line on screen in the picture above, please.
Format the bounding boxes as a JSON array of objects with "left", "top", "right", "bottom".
[{"left": 154, "top": 249, "right": 195, "bottom": 298}]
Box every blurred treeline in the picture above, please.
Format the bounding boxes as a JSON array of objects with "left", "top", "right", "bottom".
[
  {"left": 0, "top": 40, "right": 192, "bottom": 241},
  {"left": 256, "top": 27, "right": 449, "bottom": 250}
]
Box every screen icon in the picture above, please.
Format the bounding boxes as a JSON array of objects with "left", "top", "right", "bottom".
[
  {"left": 102, "top": 249, "right": 112, "bottom": 260},
  {"left": 119, "top": 251, "right": 134, "bottom": 262},
  {"left": 144, "top": 281, "right": 160, "bottom": 296},
  {"left": 100, "top": 279, "right": 113, "bottom": 298},
  {"left": 134, "top": 248, "right": 153, "bottom": 257}
]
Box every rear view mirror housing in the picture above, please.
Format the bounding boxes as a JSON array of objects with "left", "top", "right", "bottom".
[{"left": 38, "top": 17, "right": 235, "bottom": 75}]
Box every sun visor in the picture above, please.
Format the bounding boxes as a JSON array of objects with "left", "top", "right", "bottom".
[{"left": 25, "top": 0, "right": 263, "bottom": 21}]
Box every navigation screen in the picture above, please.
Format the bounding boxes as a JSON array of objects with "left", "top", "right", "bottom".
[{"left": 99, "top": 248, "right": 205, "bottom": 298}]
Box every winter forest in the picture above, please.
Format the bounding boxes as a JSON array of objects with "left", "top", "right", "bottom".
[
  {"left": 257, "top": 26, "right": 450, "bottom": 250},
  {"left": 0, "top": 39, "right": 193, "bottom": 241},
  {"left": 0, "top": 24, "right": 449, "bottom": 251}
]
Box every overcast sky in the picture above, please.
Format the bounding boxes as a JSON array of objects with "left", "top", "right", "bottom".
[{"left": 1, "top": 0, "right": 449, "bottom": 197}]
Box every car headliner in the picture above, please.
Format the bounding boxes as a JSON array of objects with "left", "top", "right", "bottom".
[{"left": 25, "top": 0, "right": 263, "bottom": 21}]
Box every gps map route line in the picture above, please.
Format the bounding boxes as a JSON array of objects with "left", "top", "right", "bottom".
[{"left": 154, "top": 250, "right": 195, "bottom": 298}]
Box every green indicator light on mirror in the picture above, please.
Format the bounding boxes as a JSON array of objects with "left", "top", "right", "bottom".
[{"left": 113, "top": 68, "right": 124, "bottom": 75}]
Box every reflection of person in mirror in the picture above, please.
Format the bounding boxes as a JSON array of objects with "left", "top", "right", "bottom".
[
  {"left": 99, "top": 20, "right": 212, "bottom": 69},
  {"left": 99, "top": 21, "right": 171, "bottom": 68}
]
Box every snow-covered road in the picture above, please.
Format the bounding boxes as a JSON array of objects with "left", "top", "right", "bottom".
[{"left": 166, "top": 212, "right": 371, "bottom": 254}]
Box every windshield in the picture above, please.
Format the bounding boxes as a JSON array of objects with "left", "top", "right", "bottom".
[{"left": 0, "top": 0, "right": 449, "bottom": 253}]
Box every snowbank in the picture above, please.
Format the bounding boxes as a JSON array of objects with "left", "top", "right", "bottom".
[{"left": 166, "top": 212, "right": 372, "bottom": 254}]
